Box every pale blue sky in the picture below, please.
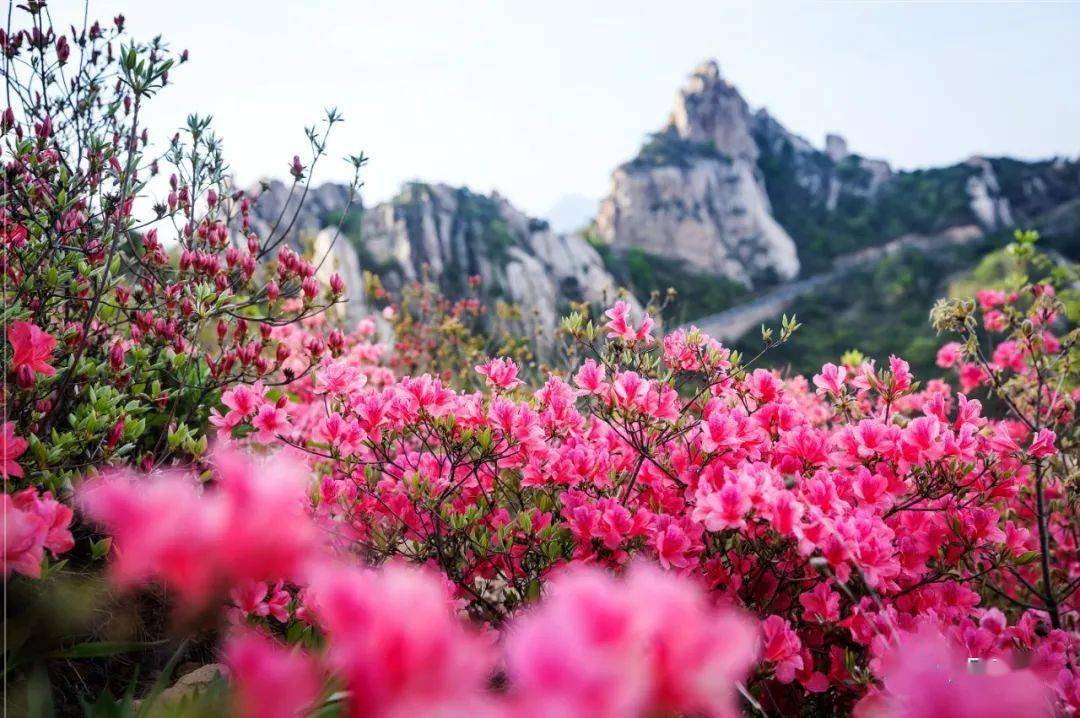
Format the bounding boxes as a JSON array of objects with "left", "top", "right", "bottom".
[{"left": 86, "top": 0, "right": 1079, "bottom": 218}]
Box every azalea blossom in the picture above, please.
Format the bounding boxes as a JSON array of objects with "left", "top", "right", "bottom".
[
  {"left": 475, "top": 357, "right": 523, "bottom": 391},
  {"left": 604, "top": 301, "right": 654, "bottom": 344},
  {"left": 1, "top": 422, "right": 28, "bottom": 479},
  {"left": 224, "top": 630, "right": 320, "bottom": 718},
  {"left": 3, "top": 488, "right": 74, "bottom": 578},
  {"left": 78, "top": 450, "right": 320, "bottom": 606},
  {"left": 7, "top": 320, "right": 57, "bottom": 376}
]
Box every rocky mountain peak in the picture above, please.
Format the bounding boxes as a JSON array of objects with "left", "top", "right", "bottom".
[
  {"left": 597, "top": 60, "right": 800, "bottom": 287},
  {"left": 668, "top": 59, "right": 758, "bottom": 161},
  {"left": 825, "top": 134, "right": 849, "bottom": 163}
]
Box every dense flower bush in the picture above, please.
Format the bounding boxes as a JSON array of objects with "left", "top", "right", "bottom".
[
  {"left": 4, "top": 4, "right": 1078, "bottom": 717},
  {"left": 1, "top": 5, "right": 361, "bottom": 505}
]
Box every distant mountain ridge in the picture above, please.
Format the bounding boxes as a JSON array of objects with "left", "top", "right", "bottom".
[
  {"left": 597, "top": 60, "right": 1078, "bottom": 285},
  {"left": 249, "top": 59, "right": 1080, "bottom": 358},
  {"left": 249, "top": 180, "right": 635, "bottom": 354}
]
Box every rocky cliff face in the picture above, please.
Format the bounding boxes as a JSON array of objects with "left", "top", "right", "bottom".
[
  {"left": 596, "top": 59, "right": 1078, "bottom": 289},
  {"left": 249, "top": 180, "right": 633, "bottom": 351},
  {"left": 246, "top": 58, "right": 1080, "bottom": 350},
  {"left": 597, "top": 61, "right": 800, "bottom": 287},
  {"left": 359, "top": 183, "right": 629, "bottom": 338}
]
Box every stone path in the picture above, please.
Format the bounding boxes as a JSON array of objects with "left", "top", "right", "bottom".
[{"left": 688, "top": 225, "right": 984, "bottom": 341}]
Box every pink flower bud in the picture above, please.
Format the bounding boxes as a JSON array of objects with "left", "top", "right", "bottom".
[
  {"left": 55, "top": 36, "right": 69, "bottom": 64},
  {"left": 289, "top": 155, "right": 305, "bottom": 180},
  {"left": 328, "top": 329, "right": 345, "bottom": 353},
  {"left": 16, "top": 364, "right": 36, "bottom": 389},
  {"left": 107, "top": 418, "right": 125, "bottom": 449},
  {"left": 109, "top": 341, "right": 126, "bottom": 371}
]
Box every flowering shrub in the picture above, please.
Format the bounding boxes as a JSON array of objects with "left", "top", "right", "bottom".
[
  {"left": 3, "top": 4, "right": 1079, "bottom": 717},
  {"left": 217, "top": 268, "right": 1070, "bottom": 715},
  {"left": 1, "top": 5, "right": 360, "bottom": 505}
]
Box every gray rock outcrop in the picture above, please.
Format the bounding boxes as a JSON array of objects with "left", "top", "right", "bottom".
[
  {"left": 597, "top": 61, "right": 800, "bottom": 287},
  {"left": 249, "top": 179, "right": 636, "bottom": 353}
]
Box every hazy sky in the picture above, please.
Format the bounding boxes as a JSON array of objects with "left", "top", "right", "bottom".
[{"left": 83, "top": 0, "right": 1079, "bottom": 218}]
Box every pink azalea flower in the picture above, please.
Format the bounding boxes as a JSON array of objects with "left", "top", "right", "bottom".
[
  {"left": 308, "top": 562, "right": 491, "bottom": 717},
  {"left": 78, "top": 450, "right": 320, "bottom": 607},
  {"left": 693, "top": 480, "right": 752, "bottom": 531},
  {"left": 252, "top": 402, "right": 290, "bottom": 443},
  {"left": 574, "top": 356, "right": 609, "bottom": 393},
  {"left": 2, "top": 421, "right": 29, "bottom": 479},
  {"left": 812, "top": 363, "right": 847, "bottom": 396},
  {"left": 799, "top": 582, "right": 841, "bottom": 623},
  {"left": 475, "top": 357, "right": 523, "bottom": 391},
  {"left": 6, "top": 320, "right": 57, "bottom": 376},
  {"left": 936, "top": 341, "right": 963, "bottom": 368},
  {"left": 1028, "top": 428, "right": 1056, "bottom": 459},
  {"left": 3, "top": 493, "right": 48, "bottom": 577},
  {"left": 761, "top": 615, "right": 804, "bottom": 684},
  {"left": 219, "top": 382, "right": 265, "bottom": 427},
  {"left": 604, "top": 301, "right": 654, "bottom": 344},
  {"left": 857, "top": 625, "right": 1052, "bottom": 718},
  {"left": 888, "top": 356, "right": 912, "bottom": 392},
  {"left": 3, "top": 488, "right": 74, "bottom": 578},
  {"left": 505, "top": 564, "right": 756, "bottom": 718},
  {"left": 975, "top": 289, "right": 1006, "bottom": 309},
  {"left": 224, "top": 630, "right": 320, "bottom": 718}
]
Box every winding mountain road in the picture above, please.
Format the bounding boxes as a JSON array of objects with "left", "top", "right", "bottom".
[{"left": 688, "top": 224, "right": 985, "bottom": 342}]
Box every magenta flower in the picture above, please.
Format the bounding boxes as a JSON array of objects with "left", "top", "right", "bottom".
[
  {"left": 309, "top": 562, "right": 492, "bottom": 717},
  {"left": 505, "top": 564, "right": 757, "bottom": 718},
  {"left": 1, "top": 421, "right": 28, "bottom": 479},
  {"left": 7, "top": 320, "right": 57, "bottom": 377},
  {"left": 3, "top": 488, "right": 74, "bottom": 578},
  {"left": 475, "top": 357, "right": 522, "bottom": 391},
  {"left": 224, "top": 630, "right": 320, "bottom": 718}
]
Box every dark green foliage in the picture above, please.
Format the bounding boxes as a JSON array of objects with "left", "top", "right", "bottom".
[
  {"left": 736, "top": 237, "right": 1001, "bottom": 378},
  {"left": 324, "top": 206, "right": 401, "bottom": 275},
  {"left": 988, "top": 156, "right": 1080, "bottom": 221},
  {"left": 627, "top": 129, "right": 731, "bottom": 170},
  {"left": 323, "top": 206, "right": 364, "bottom": 238},
  {"left": 755, "top": 137, "right": 980, "bottom": 274},
  {"left": 394, "top": 183, "right": 523, "bottom": 297},
  {"left": 453, "top": 186, "right": 519, "bottom": 258},
  {"left": 588, "top": 236, "right": 749, "bottom": 323}
]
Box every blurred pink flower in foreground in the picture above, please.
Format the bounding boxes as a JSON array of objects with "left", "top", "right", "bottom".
[
  {"left": 855, "top": 625, "right": 1052, "bottom": 718},
  {"left": 1, "top": 421, "right": 29, "bottom": 480},
  {"left": 308, "top": 562, "right": 493, "bottom": 718},
  {"left": 78, "top": 449, "right": 319, "bottom": 605},
  {"left": 224, "top": 630, "right": 321, "bottom": 718},
  {"left": 505, "top": 563, "right": 757, "bottom": 718}
]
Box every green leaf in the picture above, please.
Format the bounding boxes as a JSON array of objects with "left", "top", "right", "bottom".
[
  {"left": 286, "top": 621, "right": 305, "bottom": 645},
  {"left": 91, "top": 537, "right": 113, "bottom": 560},
  {"left": 1015, "top": 550, "right": 1041, "bottom": 566}
]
